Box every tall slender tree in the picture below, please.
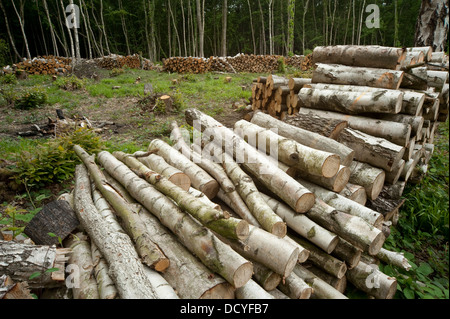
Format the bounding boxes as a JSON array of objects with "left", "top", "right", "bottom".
[{"left": 221, "top": 0, "right": 228, "bottom": 57}]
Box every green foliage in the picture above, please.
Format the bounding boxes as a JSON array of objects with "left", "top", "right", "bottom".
[
  {"left": 0, "top": 205, "right": 28, "bottom": 238},
  {"left": 12, "top": 128, "right": 105, "bottom": 189},
  {"left": 0, "top": 85, "right": 17, "bottom": 106},
  {"left": 15, "top": 88, "right": 48, "bottom": 110},
  {"left": 1, "top": 73, "right": 17, "bottom": 84},
  {"left": 110, "top": 68, "right": 125, "bottom": 77},
  {"left": 0, "top": 38, "right": 9, "bottom": 67},
  {"left": 277, "top": 57, "right": 286, "bottom": 74},
  {"left": 54, "top": 75, "right": 86, "bottom": 91}
]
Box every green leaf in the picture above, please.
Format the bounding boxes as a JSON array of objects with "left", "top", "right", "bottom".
[
  {"left": 417, "top": 262, "right": 434, "bottom": 276},
  {"left": 403, "top": 287, "right": 415, "bottom": 299},
  {"left": 47, "top": 232, "right": 57, "bottom": 238},
  {"left": 45, "top": 267, "right": 59, "bottom": 273},
  {"left": 29, "top": 272, "right": 42, "bottom": 280}
]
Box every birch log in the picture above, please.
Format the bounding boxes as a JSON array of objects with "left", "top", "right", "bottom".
[
  {"left": 97, "top": 152, "right": 253, "bottom": 288},
  {"left": 234, "top": 119, "right": 341, "bottom": 178},
  {"left": 312, "top": 63, "right": 404, "bottom": 90},
  {"left": 346, "top": 261, "right": 397, "bottom": 299},
  {"left": 298, "top": 179, "right": 384, "bottom": 228},
  {"left": 139, "top": 206, "right": 235, "bottom": 299},
  {"left": 372, "top": 114, "right": 424, "bottom": 138},
  {"left": 250, "top": 111, "right": 355, "bottom": 167},
  {"left": 138, "top": 154, "right": 191, "bottom": 191},
  {"left": 307, "top": 265, "right": 347, "bottom": 293},
  {"left": 337, "top": 128, "right": 406, "bottom": 172},
  {"left": 348, "top": 161, "right": 386, "bottom": 200},
  {"left": 218, "top": 225, "right": 299, "bottom": 279},
  {"left": 90, "top": 242, "right": 118, "bottom": 299},
  {"left": 427, "top": 70, "right": 449, "bottom": 90},
  {"left": 282, "top": 112, "right": 348, "bottom": 139},
  {"left": 305, "top": 198, "right": 385, "bottom": 255},
  {"left": 300, "top": 165, "right": 351, "bottom": 193},
  {"left": 288, "top": 77, "right": 312, "bottom": 92},
  {"left": 170, "top": 121, "right": 235, "bottom": 193},
  {"left": 339, "top": 183, "right": 367, "bottom": 206},
  {"left": 148, "top": 139, "right": 219, "bottom": 199},
  {"left": 73, "top": 165, "right": 157, "bottom": 299},
  {"left": 186, "top": 108, "right": 315, "bottom": 213},
  {"left": 376, "top": 248, "right": 412, "bottom": 271},
  {"left": 0, "top": 240, "right": 70, "bottom": 289},
  {"left": 73, "top": 145, "right": 170, "bottom": 271},
  {"left": 293, "top": 264, "right": 348, "bottom": 299},
  {"left": 217, "top": 150, "right": 286, "bottom": 237},
  {"left": 277, "top": 272, "right": 313, "bottom": 299},
  {"left": 217, "top": 188, "right": 261, "bottom": 227},
  {"left": 298, "top": 107, "right": 411, "bottom": 147},
  {"left": 331, "top": 239, "right": 362, "bottom": 270},
  {"left": 261, "top": 193, "right": 339, "bottom": 254},
  {"left": 306, "top": 83, "right": 426, "bottom": 117},
  {"left": 298, "top": 88, "right": 403, "bottom": 115},
  {"left": 65, "top": 233, "right": 100, "bottom": 299},
  {"left": 235, "top": 279, "right": 275, "bottom": 299},
  {"left": 143, "top": 267, "right": 179, "bottom": 299},
  {"left": 312, "top": 45, "right": 407, "bottom": 70},
  {"left": 252, "top": 261, "right": 282, "bottom": 291},
  {"left": 112, "top": 151, "right": 248, "bottom": 241},
  {"left": 400, "top": 66, "right": 428, "bottom": 90}
]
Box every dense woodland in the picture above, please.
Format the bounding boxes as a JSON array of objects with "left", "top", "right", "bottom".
[{"left": 0, "top": 0, "right": 434, "bottom": 66}]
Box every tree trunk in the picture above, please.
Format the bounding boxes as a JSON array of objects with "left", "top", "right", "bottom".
[
  {"left": 218, "top": 225, "right": 299, "bottom": 279},
  {"left": 305, "top": 198, "right": 385, "bottom": 255},
  {"left": 283, "top": 112, "right": 348, "bottom": 140},
  {"left": 10, "top": 0, "right": 31, "bottom": 59},
  {"left": 415, "top": 0, "right": 449, "bottom": 52},
  {"left": 148, "top": 139, "right": 219, "bottom": 199},
  {"left": 346, "top": 260, "right": 397, "bottom": 299},
  {"left": 65, "top": 233, "right": 99, "bottom": 299},
  {"left": 234, "top": 120, "right": 340, "bottom": 178},
  {"left": 247, "top": 0, "right": 256, "bottom": 54},
  {"left": 307, "top": 83, "right": 426, "bottom": 118},
  {"left": 291, "top": 234, "right": 347, "bottom": 279},
  {"left": 312, "top": 63, "right": 404, "bottom": 90},
  {"left": 298, "top": 107, "right": 412, "bottom": 147},
  {"left": 73, "top": 146, "right": 170, "bottom": 272},
  {"left": 196, "top": 0, "right": 204, "bottom": 57},
  {"left": 0, "top": 0, "right": 21, "bottom": 60},
  {"left": 112, "top": 151, "right": 248, "bottom": 241},
  {"left": 90, "top": 242, "right": 118, "bottom": 299},
  {"left": 299, "top": 179, "right": 383, "bottom": 228},
  {"left": 337, "top": 128, "right": 405, "bottom": 172},
  {"left": 235, "top": 279, "right": 274, "bottom": 299},
  {"left": 216, "top": 150, "right": 286, "bottom": 238},
  {"left": 251, "top": 111, "right": 355, "bottom": 167},
  {"left": 186, "top": 109, "right": 315, "bottom": 213},
  {"left": 69, "top": 0, "right": 81, "bottom": 59},
  {"left": 298, "top": 87, "right": 403, "bottom": 115},
  {"left": 96, "top": 152, "right": 253, "bottom": 289},
  {"left": 138, "top": 206, "right": 234, "bottom": 299},
  {"left": 278, "top": 272, "right": 313, "bottom": 299},
  {"left": 170, "top": 121, "right": 235, "bottom": 193},
  {"left": 312, "top": 45, "right": 407, "bottom": 70},
  {"left": 252, "top": 261, "right": 282, "bottom": 291},
  {"left": 138, "top": 154, "right": 191, "bottom": 191},
  {"left": 261, "top": 193, "right": 339, "bottom": 254},
  {"left": 73, "top": 165, "right": 158, "bottom": 299},
  {"left": 299, "top": 165, "right": 351, "bottom": 194},
  {"left": 292, "top": 264, "right": 348, "bottom": 299},
  {"left": 0, "top": 240, "right": 69, "bottom": 289},
  {"left": 221, "top": 0, "right": 227, "bottom": 56},
  {"left": 339, "top": 183, "right": 367, "bottom": 206},
  {"left": 348, "top": 161, "right": 386, "bottom": 200}
]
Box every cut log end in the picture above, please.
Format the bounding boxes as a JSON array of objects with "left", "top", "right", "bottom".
[
  {"left": 168, "top": 173, "right": 191, "bottom": 191},
  {"left": 235, "top": 219, "right": 251, "bottom": 241},
  {"left": 322, "top": 154, "right": 341, "bottom": 178},
  {"left": 295, "top": 192, "right": 316, "bottom": 213},
  {"left": 385, "top": 279, "right": 398, "bottom": 299},
  {"left": 327, "top": 236, "right": 340, "bottom": 254},
  {"left": 336, "top": 263, "right": 348, "bottom": 279},
  {"left": 283, "top": 248, "right": 301, "bottom": 278},
  {"left": 200, "top": 180, "right": 220, "bottom": 199},
  {"left": 333, "top": 166, "right": 352, "bottom": 193},
  {"left": 297, "top": 248, "right": 310, "bottom": 263},
  {"left": 368, "top": 232, "right": 386, "bottom": 256},
  {"left": 262, "top": 273, "right": 282, "bottom": 292},
  {"left": 272, "top": 222, "right": 288, "bottom": 238},
  {"left": 200, "top": 283, "right": 235, "bottom": 299},
  {"left": 300, "top": 287, "right": 313, "bottom": 299},
  {"left": 153, "top": 258, "right": 171, "bottom": 273},
  {"left": 233, "top": 262, "right": 254, "bottom": 289}
]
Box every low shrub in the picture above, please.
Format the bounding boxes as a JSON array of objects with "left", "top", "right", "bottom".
[{"left": 15, "top": 88, "right": 47, "bottom": 110}]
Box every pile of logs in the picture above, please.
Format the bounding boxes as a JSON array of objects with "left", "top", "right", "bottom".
[
  {"left": 3, "top": 56, "right": 72, "bottom": 75},
  {"left": 4, "top": 105, "right": 420, "bottom": 300},
  {"left": 93, "top": 54, "right": 160, "bottom": 71},
  {"left": 162, "top": 54, "right": 310, "bottom": 74}
]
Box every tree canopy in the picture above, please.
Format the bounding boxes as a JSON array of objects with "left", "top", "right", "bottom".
[{"left": 0, "top": 0, "right": 429, "bottom": 66}]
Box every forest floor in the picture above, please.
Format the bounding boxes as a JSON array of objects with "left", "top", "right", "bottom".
[{"left": 0, "top": 66, "right": 448, "bottom": 299}]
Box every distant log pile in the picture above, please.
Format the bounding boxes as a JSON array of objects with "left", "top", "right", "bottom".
[{"left": 162, "top": 54, "right": 312, "bottom": 74}]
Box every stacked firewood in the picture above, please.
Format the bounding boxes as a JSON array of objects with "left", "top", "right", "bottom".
[
  {"left": 162, "top": 54, "right": 310, "bottom": 74},
  {"left": 4, "top": 56, "right": 72, "bottom": 75},
  {"left": 93, "top": 54, "right": 141, "bottom": 70}
]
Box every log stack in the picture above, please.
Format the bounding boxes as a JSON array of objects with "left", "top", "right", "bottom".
[
  {"left": 162, "top": 54, "right": 310, "bottom": 74},
  {"left": 6, "top": 56, "right": 72, "bottom": 75}
]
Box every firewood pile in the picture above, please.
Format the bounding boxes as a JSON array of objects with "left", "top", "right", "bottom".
[
  {"left": 5, "top": 104, "right": 433, "bottom": 300},
  {"left": 2, "top": 56, "right": 73, "bottom": 75},
  {"left": 93, "top": 54, "right": 161, "bottom": 71},
  {"left": 162, "top": 54, "right": 311, "bottom": 74}
]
